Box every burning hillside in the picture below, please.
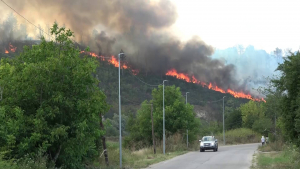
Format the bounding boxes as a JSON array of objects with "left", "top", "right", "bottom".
[
  {"left": 0, "top": 0, "right": 267, "bottom": 99},
  {"left": 4, "top": 43, "right": 17, "bottom": 53},
  {"left": 81, "top": 51, "right": 265, "bottom": 101}
]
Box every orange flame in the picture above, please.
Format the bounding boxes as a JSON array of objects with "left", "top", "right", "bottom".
[
  {"left": 3, "top": 43, "right": 17, "bottom": 54},
  {"left": 80, "top": 51, "right": 138, "bottom": 74},
  {"left": 166, "top": 69, "right": 265, "bottom": 102},
  {"left": 9, "top": 43, "right": 17, "bottom": 52},
  {"left": 81, "top": 51, "right": 265, "bottom": 102}
]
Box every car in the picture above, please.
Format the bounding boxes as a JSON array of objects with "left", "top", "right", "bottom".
[{"left": 199, "top": 136, "right": 218, "bottom": 152}]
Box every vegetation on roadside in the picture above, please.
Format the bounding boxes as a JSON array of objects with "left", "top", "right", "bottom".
[
  {"left": 99, "top": 133, "right": 199, "bottom": 169},
  {"left": 0, "top": 23, "right": 109, "bottom": 168},
  {"left": 252, "top": 142, "right": 299, "bottom": 169},
  {"left": 124, "top": 85, "right": 201, "bottom": 149},
  {"left": 215, "top": 128, "right": 261, "bottom": 145}
]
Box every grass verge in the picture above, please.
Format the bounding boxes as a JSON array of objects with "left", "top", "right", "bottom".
[
  {"left": 251, "top": 142, "right": 299, "bottom": 169},
  {"left": 99, "top": 133, "right": 200, "bottom": 169},
  {"left": 97, "top": 141, "right": 189, "bottom": 169},
  {"left": 215, "top": 128, "right": 260, "bottom": 145}
]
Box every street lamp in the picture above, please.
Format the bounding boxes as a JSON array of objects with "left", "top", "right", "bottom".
[
  {"left": 163, "top": 80, "right": 168, "bottom": 155},
  {"left": 186, "top": 92, "right": 189, "bottom": 148},
  {"left": 223, "top": 96, "right": 226, "bottom": 145},
  {"left": 118, "top": 50, "right": 125, "bottom": 169}
]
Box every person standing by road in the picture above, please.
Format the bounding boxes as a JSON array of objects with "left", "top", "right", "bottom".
[{"left": 261, "top": 136, "right": 265, "bottom": 146}]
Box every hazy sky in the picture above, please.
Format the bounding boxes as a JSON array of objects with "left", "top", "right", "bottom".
[
  {"left": 171, "top": 0, "right": 300, "bottom": 52},
  {"left": 1, "top": 0, "right": 299, "bottom": 53}
]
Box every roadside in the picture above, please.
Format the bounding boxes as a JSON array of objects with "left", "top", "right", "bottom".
[
  {"left": 99, "top": 128, "right": 261, "bottom": 168},
  {"left": 97, "top": 140, "right": 195, "bottom": 169},
  {"left": 251, "top": 141, "right": 299, "bottom": 169}
]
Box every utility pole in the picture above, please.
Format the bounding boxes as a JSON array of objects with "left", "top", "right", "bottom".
[
  {"left": 275, "top": 111, "right": 277, "bottom": 137},
  {"left": 96, "top": 75, "right": 109, "bottom": 166},
  {"left": 118, "top": 50, "right": 125, "bottom": 169},
  {"left": 223, "top": 96, "right": 226, "bottom": 145},
  {"left": 186, "top": 92, "right": 189, "bottom": 148},
  {"left": 163, "top": 80, "right": 168, "bottom": 155},
  {"left": 151, "top": 103, "right": 156, "bottom": 154}
]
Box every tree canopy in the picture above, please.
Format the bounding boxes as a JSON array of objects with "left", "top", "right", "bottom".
[
  {"left": 240, "top": 100, "right": 265, "bottom": 128},
  {"left": 126, "top": 85, "right": 201, "bottom": 147},
  {"left": 0, "top": 23, "right": 109, "bottom": 168},
  {"left": 272, "top": 51, "right": 300, "bottom": 146}
]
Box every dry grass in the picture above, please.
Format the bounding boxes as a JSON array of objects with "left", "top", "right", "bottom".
[
  {"left": 215, "top": 128, "right": 260, "bottom": 145},
  {"left": 98, "top": 133, "right": 191, "bottom": 169},
  {"left": 252, "top": 143, "right": 300, "bottom": 169}
]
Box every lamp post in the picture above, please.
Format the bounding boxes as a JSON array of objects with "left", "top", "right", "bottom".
[
  {"left": 163, "top": 80, "right": 168, "bottom": 155},
  {"left": 223, "top": 96, "right": 226, "bottom": 145},
  {"left": 118, "top": 50, "right": 124, "bottom": 169},
  {"left": 186, "top": 92, "right": 189, "bottom": 148}
]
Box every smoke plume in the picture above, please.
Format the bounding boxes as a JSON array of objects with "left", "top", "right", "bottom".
[{"left": 1, "top": 0, "right": 247, "bottom": 93}]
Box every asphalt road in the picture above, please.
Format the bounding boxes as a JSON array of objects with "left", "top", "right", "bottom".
[{"left": 145, "top": 143, "right": 259, "bottom": 169}]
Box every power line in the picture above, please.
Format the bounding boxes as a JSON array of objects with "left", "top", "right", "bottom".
[
  {"left": 188, "top": 95, "right": 224, "bottom": 103},
  {"left": 1, "top": 0, "right": 54, "bottom": 40},
  {"left": 127, "top": 70, "right": 162, "bottom": 87},
  {"left": 121, "top": 96, "right": 144, "bottom": 105},
  {"left": 1, "top": 0, "right": 232, "bottom": 108}
]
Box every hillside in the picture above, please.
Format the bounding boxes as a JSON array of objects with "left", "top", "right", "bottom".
[
  {"left": 0, "top": 45, "right": 250, "bottom": 122},
  {"left": 94, "top": 55, "right": 250, "bottom": 121}
]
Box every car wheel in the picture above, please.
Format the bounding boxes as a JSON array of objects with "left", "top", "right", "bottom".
[{"left": 213, "top": 148, "right": 216, "bottom": 152}]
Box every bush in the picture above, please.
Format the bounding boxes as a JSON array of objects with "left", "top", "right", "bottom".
[
  {"left": 215, "top": 128, "right": 260, "bottom": 144},
  {"left": 255, "top": 144, "right": 300, "bottom": 169},
  {"left": 252, "top": 118, "right": 272, "bottom": 135},
  {"left": 0, "top": 150, "right": 55, "bottom": 169}
]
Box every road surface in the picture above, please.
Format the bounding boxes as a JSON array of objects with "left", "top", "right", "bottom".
[{"left": 145, "top": 143, "right": 259, "bottom": 169}]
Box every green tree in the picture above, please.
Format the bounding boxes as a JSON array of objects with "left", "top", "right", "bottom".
[
  {"left": 272, "top": 51, "right": 300, "bottom": 146},
  {"left": 127, "top": 85, "right": 201, "bottom": 146},
  {"left": 0, "top": 23, "right": 109, "bottom": 168},
  {"left": 240, "top": 100, "right": 265, "bottom": 128},
  {"left": 252, "top": 118, "right": 272, "bottom": 135},
  {"left": 225, "top": 109, "right": 242, "bottom": 130}
]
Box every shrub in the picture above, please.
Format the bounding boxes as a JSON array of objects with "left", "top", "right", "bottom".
[{"left": 215, "top": 128, "right": 260, "bottom": 144}]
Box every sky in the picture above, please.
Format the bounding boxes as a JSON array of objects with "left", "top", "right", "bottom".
[
  {"left": 1, "top": 0, "right": 299, "bottom": 53},
  {"left": 170, "top": 0, "right": 300, "bottom": 52}
]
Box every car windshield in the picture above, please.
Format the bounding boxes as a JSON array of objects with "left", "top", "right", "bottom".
[{"left": 202, "top": 137, "right": 214, "bottom": 141}]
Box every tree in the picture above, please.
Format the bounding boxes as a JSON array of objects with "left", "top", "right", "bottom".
[
  {"left": 272, "top": 51, "right": 300, "bottom": 146},
  {"left": 273, "top": 47, "right": 283, "bottom": 63},
  {"left": 0, "top": 23, "right": 109, "bottom": 168},
  {"left": 127, "top": 85, "right": 201, "bottom": 146},
  {"left": 225, "top": 109, "right": 242, "bottom": 130},
  {"left": 240, "top": 101, "right": 265, "bottom": 128},
  {"left": 252, "top": 118, "right": 272, "bottom": 135}
]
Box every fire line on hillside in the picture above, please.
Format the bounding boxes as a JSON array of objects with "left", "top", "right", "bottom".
[
  {"left": 80, "top": 50, "right": 266, "bottom": 102},
  {"left": 3, "top": 43, "right": 17, "bottom": 54}
]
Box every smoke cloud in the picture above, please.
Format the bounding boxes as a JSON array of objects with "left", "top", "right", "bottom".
[{"left": 1, "top": 0, "right": 255, "bottom": 94}]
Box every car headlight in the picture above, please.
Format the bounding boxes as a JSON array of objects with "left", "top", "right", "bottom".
[
  {"left": 200, "top": 142, "right": 204, "bottom": 146},
  {"left": 211, "top": 142, "right": 214, "bottom": 146}
]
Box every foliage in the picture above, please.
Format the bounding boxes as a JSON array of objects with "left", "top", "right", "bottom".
[
  {"left": 98, "top": 140, "right": 188, "bottom": 169},
  {"left": 215, "top": 128, "right": 261, "bottom": 145},
  {"left": 240, "top": 101, "right": 266, "bottom": 128},
  {"left": 252, "top": 118, "right": 272, "bottom": 135},
  {"left": 105, "top": 113, "right": 129, "bottom": 137},
  {"left": 0, "top": 23, "right": 109, "bottom": 168},
  {"left": 271, "top": 51, "right": 300, "bottom": 146},
  {"left": 254, "top": 144, "right": 299, "bottom": 169},
  {"left": 225, "top": 109, "right": 243, "bottom": 130},
  {"left": 125, "top": 85, "right": 201, "bottom": 148}
]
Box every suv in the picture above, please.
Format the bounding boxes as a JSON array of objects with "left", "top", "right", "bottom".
[{"left": 199, "top": 136, "right": 218, "bottom": 152}]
